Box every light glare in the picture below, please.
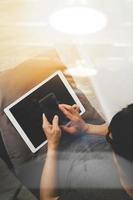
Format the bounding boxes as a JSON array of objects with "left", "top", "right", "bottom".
[
  {"left": 67, "top": 67, "right": 97, "bottom": 77},
  {"left": 49, "top": 7, "right": 107, "bottom": 35}
]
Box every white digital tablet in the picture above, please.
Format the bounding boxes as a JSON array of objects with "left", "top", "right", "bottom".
[{"left": 4, "top": 71, "right": 85, "bottom": 153}]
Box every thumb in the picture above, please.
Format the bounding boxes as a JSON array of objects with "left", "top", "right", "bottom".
[
  {"left": 72, "top": 104, "right": 80, "bottom": 113},
  {"left": 61, "top": 125, "right": 75, "bottom": 135},
  {"left": 52, "top": 115, "right": 59, "bottom": 128}
]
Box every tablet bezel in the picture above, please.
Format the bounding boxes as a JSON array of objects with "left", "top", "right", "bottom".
[{"left": 4, "top": 70, "right": 85, "bottom": 153}]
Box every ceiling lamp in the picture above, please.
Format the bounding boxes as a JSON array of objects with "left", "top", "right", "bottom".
[{"left": 49, "top": 7, "right": 107, "bottom": 35}]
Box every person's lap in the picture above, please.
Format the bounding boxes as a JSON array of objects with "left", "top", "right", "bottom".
[
  {"left": 57, "top": 132, "right": 111, "bottom": 188},
  {"left": 14, "top": 119, "right": 109, "bottom": 199}
]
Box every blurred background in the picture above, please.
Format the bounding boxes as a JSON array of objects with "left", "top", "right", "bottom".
[{"left": 0, "top": 0, "right": 133, "bottom": 121}]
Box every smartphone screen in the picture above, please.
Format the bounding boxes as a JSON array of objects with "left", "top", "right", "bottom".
[{"left": 39, "top": 93, "right": 69, "bottom": 125}]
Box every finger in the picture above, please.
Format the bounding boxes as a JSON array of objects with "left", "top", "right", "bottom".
[
  {"left": 60, "top": 104, "right": 79, "bottom": 116},
  {"left": 42, "top": 113, "right": 51, "bottom": 129},
  {"left": 72, "top": 104, "right": 80, "bottom": 112},
  {"left": 60, "top": 121, "right": 71, "bottom": 130},
  {"left": 59, "top": 105, "right": 74, "bottom": 120},
  {"left": 59, "top": 104, "right": 73, "bottom": 112},
  {"left": 59, "top": 104, "right": 73, "bottom": 114},
  {"left": 64, "top": 121, "right": 72, "bottom": 127},
  {"left": 52, "top": 115, "right": 59, "bottom": 129},
  {"left": 61, "top": 125, "right": 75, "bottom": 135}
]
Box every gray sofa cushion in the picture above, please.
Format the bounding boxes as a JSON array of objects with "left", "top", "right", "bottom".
[{"left": 0, "top": 157, "right": 37, "bottom": 200}]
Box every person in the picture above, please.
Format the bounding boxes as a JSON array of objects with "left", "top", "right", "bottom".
[{"left": 40, "top": 104, "right": 133, "bottom": 200}]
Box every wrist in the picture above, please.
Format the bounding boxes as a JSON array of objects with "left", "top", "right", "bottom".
[
  {"left": 48, "top": 144, "right": 58, "bottom": 151},
  {"left": 47, "top": 147, "right": 57, "bottom": 155},
  {"left": 82, "top": 122, "right": 90, "bottom": 134}
]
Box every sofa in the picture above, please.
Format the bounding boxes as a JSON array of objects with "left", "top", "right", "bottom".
[{"left": 0, "top": 49, "right": 105, "bottom": 199}]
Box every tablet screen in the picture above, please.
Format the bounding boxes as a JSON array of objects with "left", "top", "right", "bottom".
[{"left": 4, "top": 71, "right": 85, "bottom": 152}]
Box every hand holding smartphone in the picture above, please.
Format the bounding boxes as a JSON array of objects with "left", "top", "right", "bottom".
[{"left": 39, "top": 93, "right": 69, "bottom": 125}]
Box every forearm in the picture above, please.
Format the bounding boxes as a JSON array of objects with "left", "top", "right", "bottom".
[
  {"left": 40, "top": 148, "right": 58, "bottom": 200},
  {"left": 85, "top": 123, "right": 108, "bottom": 136}
]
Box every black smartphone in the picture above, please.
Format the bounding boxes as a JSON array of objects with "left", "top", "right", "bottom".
[{"left": 39, "top": 93, "right": 69, "bottom": 125}]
